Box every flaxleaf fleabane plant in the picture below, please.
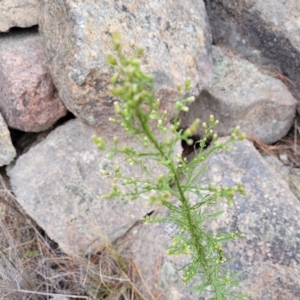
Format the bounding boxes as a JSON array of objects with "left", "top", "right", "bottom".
[{"left": 93, "top": 34, "right": 247, "bottom": 299}]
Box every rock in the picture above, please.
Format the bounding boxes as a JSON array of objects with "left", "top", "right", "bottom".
[
  {"left": 117, "top": 210, "right": 193, "bottom": 300},
  {"left": 0, "top": 112, "right": 16, "bottom": 167},
  {"left": 39, "top": 0, "right": 212, "bottom": 133},
  {"left": 279, "top": 153, "right": 289, "bottom": 165},
  {"left": 180, "top": 46, "right": 297, "bottom": 144},
  {"left": 205, "top": 0, "right": 300, "bottom": 104},
  {"left": 0, "top": 29, "right": 67, "bottom": 132},
  {"left": 204, "top": 139, "right": 300, "bottom": 299},
  {"left": 118, "top": 139, "right": 300, "bottom": 299},
  {"left": 0, "top": 0, "right": 39, "bottom": 32},
  {"left": 8, "top": 119, "right": 180, "bottom": 255},
  {"left": 263, "top": 155, "right": 300, "bottom": 201}
]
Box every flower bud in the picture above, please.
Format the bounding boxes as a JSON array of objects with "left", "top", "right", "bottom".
[
  {"left": 93, "top": 136, "right": 106, "bottom": 150},
  {"left": 186, "top": 96, "right": 195, "bottom": 103},
  {"left": 130, "top": 58, "right": 140, "bottom": 66},
  {"left": 136, "top": 48, "right": 143, "bottom": 57},
  {"left": 187, "top": 139, "right": 194, "bottom": 145},
  {"left": 233, "top": 126, "right": 240, "bottom": 134},
  {"left": 114, "top": 102, "right": 121, "bottom": 114},
  {"left": 185, "top": 78, "right": 191, "bottom": 90},
  {"left": 109, "top": 117, "right": 117, "bottom": 123},
  {"left": 238, "top": 133, "right": 245, "bottom": 141},
  {"left": 107, "top": 54, "right": 117, "bottom": 66}
]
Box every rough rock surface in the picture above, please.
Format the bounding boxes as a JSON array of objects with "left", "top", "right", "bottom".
[
  {"left": 39, "top": 0, "right": 212, "bottom": 133},
  {"left": 0, "top": 29, "right": 67, "bottom": 132},
  {"left": 0, "top": 112, "right": 16, "bottom": 167},
  {"left": 119, "top": 139, "right": 300, "bottom": 299},
  {"left": 0, "top": 0, "right": 39, "bottom": 32},
  {"left": 205, "top": 0, "right": 300, "bottom": 108},
  {"left": 117, "top": 210, "right": 191, "bottom": 300},
  {"left": 263, "top": 155, "right": 300, "bottom": 201},
  {"left": 8, "top": 119, "right": 179, "bottom": 255},
  {"left": 180, "top": 46, "right": 297, "bottom": 144}
]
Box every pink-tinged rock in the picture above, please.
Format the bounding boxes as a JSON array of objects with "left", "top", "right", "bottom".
[{"left": 0, "top": 31, "right": 67, "bottom": 132}]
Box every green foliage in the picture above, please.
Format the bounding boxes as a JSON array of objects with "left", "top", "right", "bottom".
[
  {"left": 94, "top": 33, "right": 247, "bottom": 299},
  {"left": 24, "top": 250, "right": 40, "bottom": 259}
]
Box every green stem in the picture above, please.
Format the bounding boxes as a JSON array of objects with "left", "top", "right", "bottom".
[{"left": 136, "top": 108, "right": 220, "bottom": 293}]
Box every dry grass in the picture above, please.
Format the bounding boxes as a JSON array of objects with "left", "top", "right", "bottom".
[
  {"left": 2, "top": 118, "right": 300, "bottom": 299},
  {"left": 246, "top": 118, "right": 300, "bottom": 168},
  {"left": 0, "top": 173, "right": 153, "bottom": 300}
]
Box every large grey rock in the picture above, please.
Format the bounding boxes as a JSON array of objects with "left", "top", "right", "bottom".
[
  {"left": 205, "top": 0, "right": 300, "bottom": 107},
  {"left": 0, "top": 30, "right": 67, "bottom": 132},
  {"left": 8, "top": 119, "right": 179, "bottom": 255},
  {"left": 119, "top": 139, "right": 300, "bottom": 299},
  {"left": 203, "top": 139, "right": 300, "bottom": 299},
  {"left": 39, "top": 0, "right": 212, "bottom": 133},
  {"left": 0, "top": 0, "right": 39, "bottom": 32},
  {"left": 180, "top": 46, "right": 297, "bottom": 144},
  {"left": 0, "top": 112, "right": 16, "bottom": 167}
]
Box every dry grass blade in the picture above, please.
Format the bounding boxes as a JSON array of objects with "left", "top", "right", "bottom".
[
  {"left": 246, "top": 124, "right": 300, "bottom": 168},
  {"left": 0, "top": 172, "right": 148, "bottom": 300}
]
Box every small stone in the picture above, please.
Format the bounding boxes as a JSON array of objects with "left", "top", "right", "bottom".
[
  {"left": 279, "top": 153, "right": 289, "bottom": 164},
  {"left": 0, "top": 112, "right": 16, "bottom": 167}
]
